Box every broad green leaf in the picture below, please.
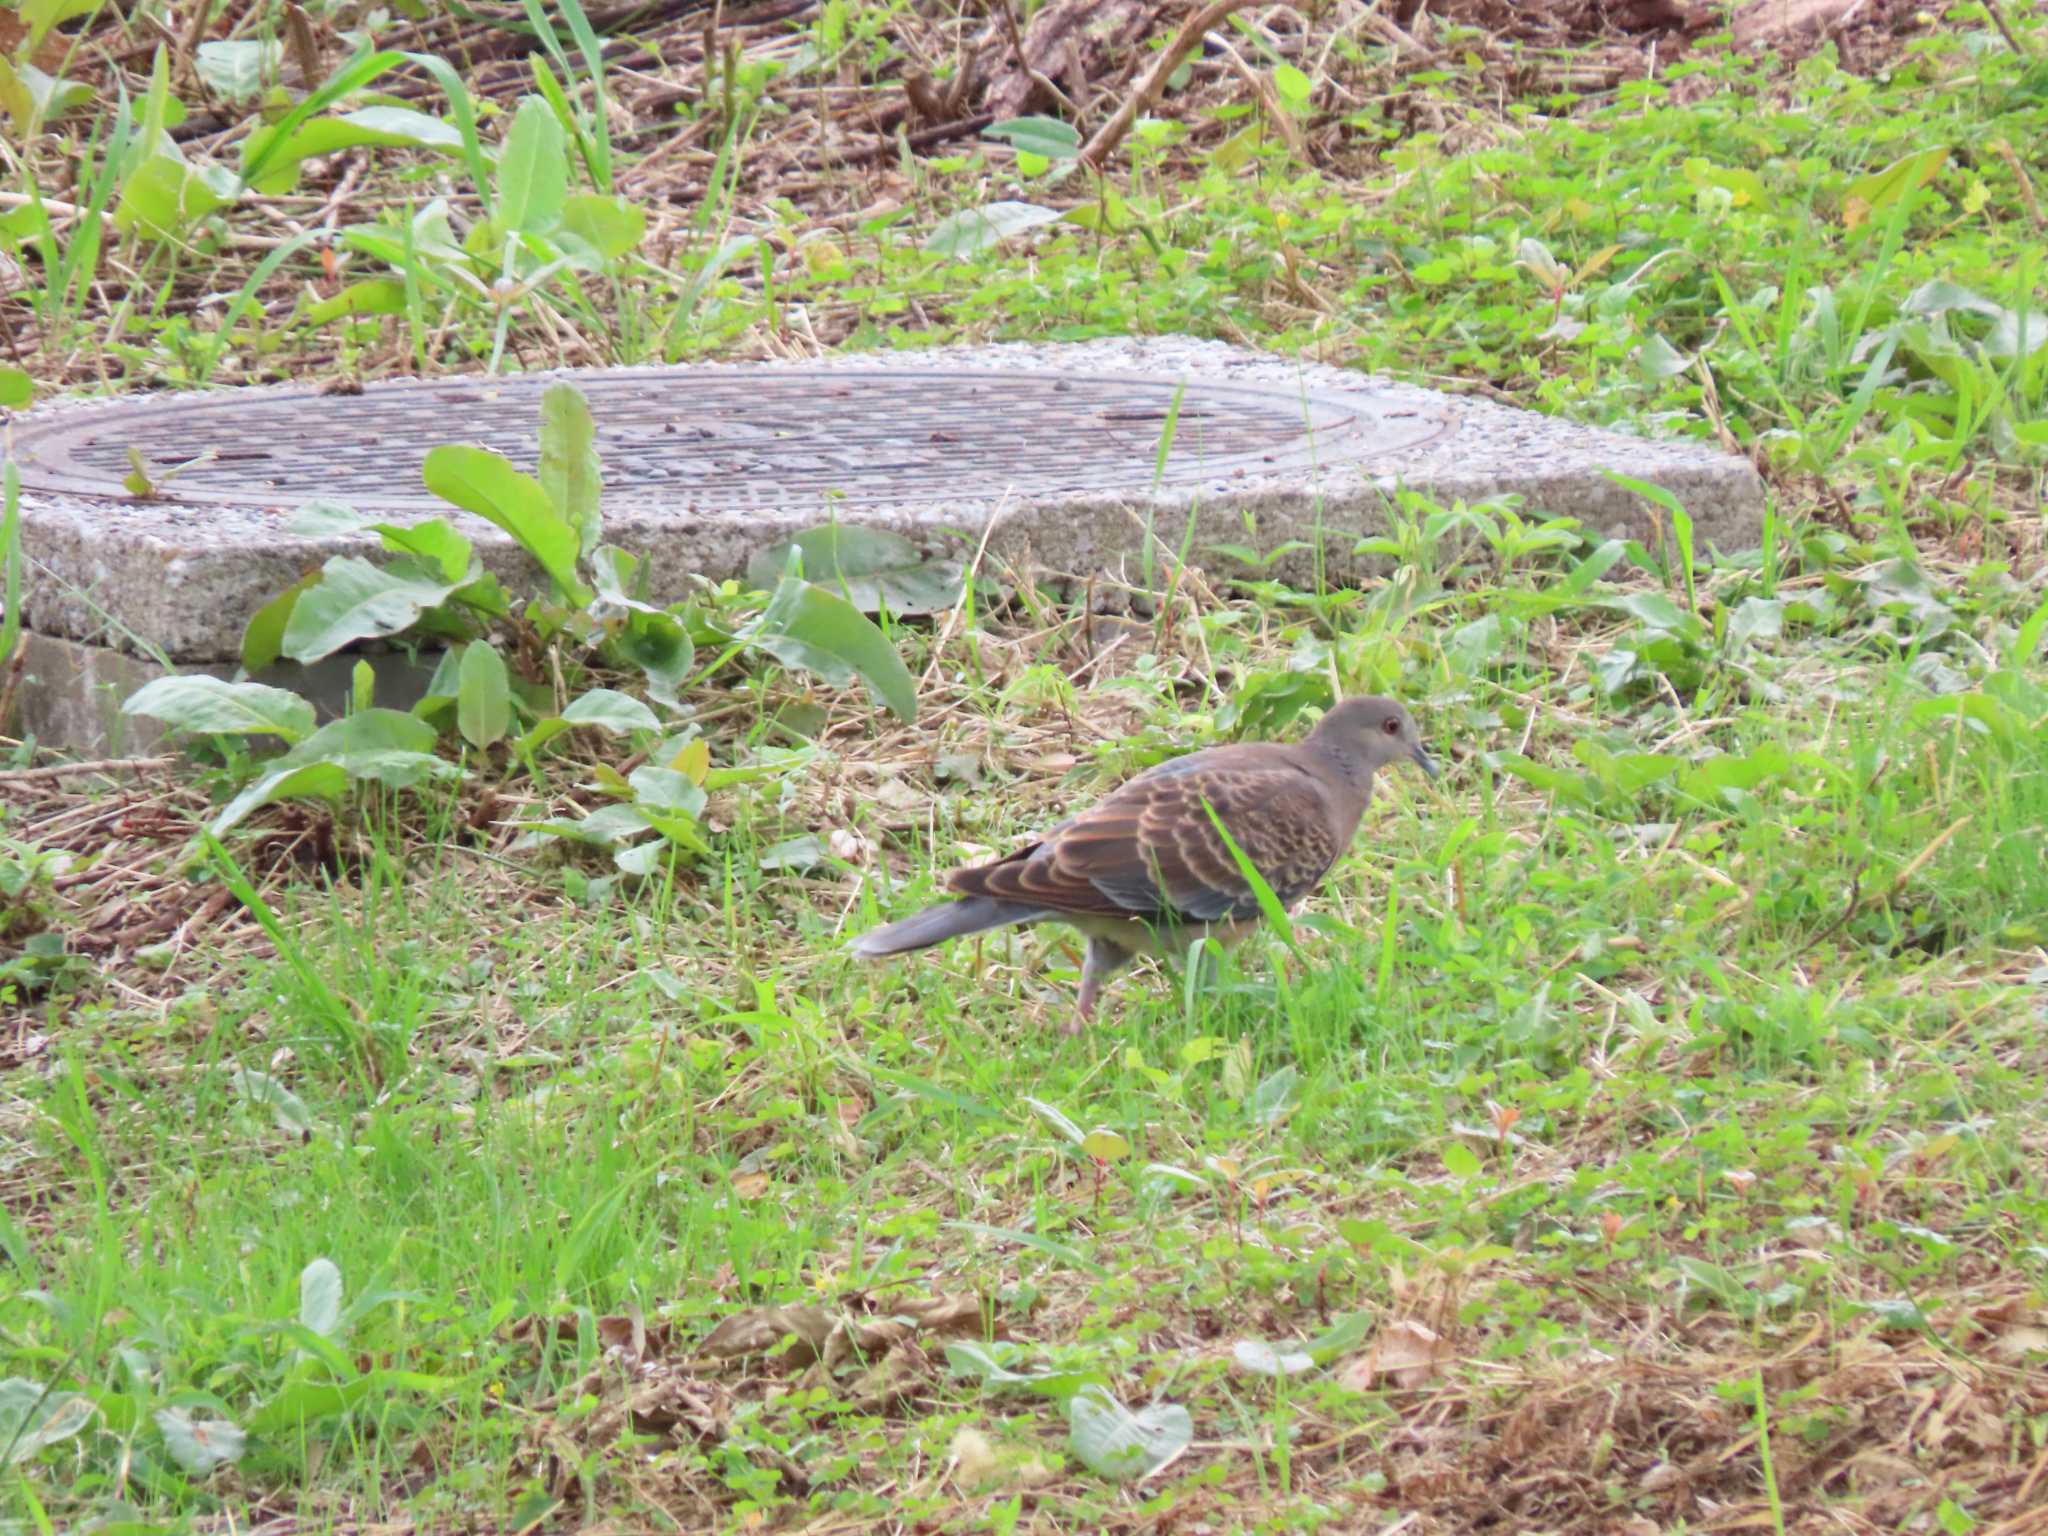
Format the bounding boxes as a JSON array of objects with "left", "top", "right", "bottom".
[
  {"left": 375, "top": 520, "right": 474, "bottom": 585},
  {"left": 248, "top": 1370, "right": 453, "bottom": 1436},
  {"left": 1441, "top": 1140, "right": 1483, "bottom": 1180},
  {"left": 1271, "top": 63, "right": 1312, "bottom": 115},
  {"left": 983, "top": 116, "right": 1081, "bottom": 160},
  {"left": 1080, "top": 1129, "right": 1130, "bottom": 1163},
  {"left": 456, "top": 641, "right": 512, "bottom": 750},
  {"left": 742, "top": 577, "right": 917, "bottom": 722},
  {"left": 241, "top": 570, "right": 321, "bottom": 673},
  {"left": 945, "top": 1340, "right": 1109, "bottom": 1399},
  {"left": 281, "top": 556, "right": 467, "bottom": 663},
  {"left": 1021, "top": 1096, "right": 1085, "bottom": 1146},
  {"left": 1066, "top": 1385, "right": 1192, "bottom": 1482},
  {"left": 1248, "top": 1064, "right": 1300, "bottom": 1126},
  {"left": 114, "top": 154, "right": 229, "bottom": 240},
  {"left": 513, "top": 803, "right": 652, "bottom": 848},
  {"left": 1233, "top": 1339, "right": 1315, "bottom": 1377},
  {"left": 516, "top": 688, "right": 660, "bottom": 755},
  {"left": 562, "top": 689, "right": 660, "bottom": 730},
  {"left": 1727, "top": 596, "right": 1786, "bottom": 648},
  {"left": 745, "top": 526, "right": 965, "bottom": 616},
  {"left": 0, "top": 59, "right": 94, "bottom": 135},
  {"left": 627, "top": 765, "right": 706, "bottom": 818},
  {"left": 757, "top": 834, "right": 826, "bottom": 871},
  {"left": 287, "top": 707, "right": 441, "bottom": 766},
  {"left": 422, "top": 446, "right": 588, "bottom": 603},
  {"left": 300, "top": 1258, "right": 343, "bottom": 1337},
  {"left": 0, "top": 1377, "right": 96, "bottom": 1467},
  {"left": 154, "top": 1408, "right": 246, "bottom": 1475},
  {"left": 1843, "top": 147, "right": 1948, "bottom": 227},
  {"left": 209, "top": 761, "right": 349, "bottom": 836},
  {"left": 228, "top": 1067, "right": 317, "bottom": 1135},
  {"left": 0, "top": 367, "right": 31, "bottom": 408},
  {"left": 539, "top": 383, "right": 602, "bottom": 559},
  {"left": 614, "top": 609, "right": 694, "bottom": 705},
  {"left": 925, "top": 200, "right": 1064, "bottom": 258},
  {"left": 302, "top": 278, "right": 407, "bottom": 326},
  {"left": 20, "top": 0, "right": 100, "bottom": 50},
  {"left": 195, "top": 39, "right": 279, "bottom": 102},
  {"left": 122, "top": 675, "right": 315, "bottom": 743},
  {"left": 559, "top": 194, "right": 646, "bottom": 262},
  {"left": 243, "top": 105, "right": 467, "bottom": 195},
  {"left": 496, "top": 95, "right": 568, "bottom": 235}
]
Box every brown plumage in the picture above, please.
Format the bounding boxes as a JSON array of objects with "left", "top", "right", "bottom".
[{"left": 852, "top": 696, "right": 1438, "bottom": 1028}]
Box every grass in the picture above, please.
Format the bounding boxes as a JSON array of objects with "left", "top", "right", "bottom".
[{"left": 4, "top": 2, "right": 2048, "bottom": 1533}]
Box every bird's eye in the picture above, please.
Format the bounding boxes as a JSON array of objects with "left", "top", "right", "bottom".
[{"left": 1381, "top": 718, "right": 1400, "bottom": 736}]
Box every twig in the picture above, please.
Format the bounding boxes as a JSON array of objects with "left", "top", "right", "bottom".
[
  {"left": 0, "top": 756, "right": 175, "bottom": 784},
  {"left": 996, "top": 0, "right": 1079, "bottom": 118},
  {"left": 1080, "top": 0, "right": 1264, "bottom": 171},
  {"left": 1207, "top": 28, "right": 1308, "bottom": 160},
  {"left": 1981, "top": 0, "right": 2033, "bottom": 61}
]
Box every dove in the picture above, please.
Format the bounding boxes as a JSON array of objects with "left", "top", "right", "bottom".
[{"left": 850, "top": 695, "right": 1438, "bottom": 1028}]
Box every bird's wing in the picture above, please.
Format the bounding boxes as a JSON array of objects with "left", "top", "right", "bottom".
[{"left": 949, "top": 754, "right": 1346, "bottom": 927}]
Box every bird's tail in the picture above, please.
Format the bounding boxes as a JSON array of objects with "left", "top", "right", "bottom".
[{"left": 849, "top": 896, "right": 1048, "bottom": 958}]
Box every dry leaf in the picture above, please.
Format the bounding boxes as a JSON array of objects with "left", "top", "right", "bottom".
[
  {"left": 698, "top": 1305, "right": 836, "bottom": 1364},
  {"left": 1336, "top": 1318, "right": 1451, "bottom": 1392},
  {"left": 730, "top": 1171, "right": 772, "bottom": 1201}
]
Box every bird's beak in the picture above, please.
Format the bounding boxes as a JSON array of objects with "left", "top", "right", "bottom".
[{"left": 1411, "top": 742, "right": 1439, "bottom": 780}]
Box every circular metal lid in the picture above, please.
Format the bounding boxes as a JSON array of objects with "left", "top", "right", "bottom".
[{"left": 4, "top": 365, "right": 1456, "bottom": 514}]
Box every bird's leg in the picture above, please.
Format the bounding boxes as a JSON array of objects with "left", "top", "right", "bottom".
[{"left": 1070, "top": 936, "right": 1133, "bottom": 1034}]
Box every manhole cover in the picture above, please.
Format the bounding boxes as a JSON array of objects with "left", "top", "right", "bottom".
[{"left": 5, "top": 365, "right": 1456, "bottom": 512}]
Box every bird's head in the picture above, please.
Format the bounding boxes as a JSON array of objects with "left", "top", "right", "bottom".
[{"left": 1307, "top": 695, "right": 1438, "bottom": 781}]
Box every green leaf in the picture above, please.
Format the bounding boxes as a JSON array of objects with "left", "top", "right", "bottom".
[
  {"left": 539, "top": 384, "right": 602, "bottom": 560},
  {"left": 122, "top": 675, "right": 316, "bottom": 744},
  {"left": 195, "top": 39, "right": 280, "bottom": 102},
  {"left": 0, "top": 1377, "right": 96, "bottom": 1467},
  {"left": 247, "top": 1370, "right": 453, "bottom": 1437},
  {"left": 742, "top": 577, "right": 918, "bottom": 722},
  {"left": 626, "top": 765, "right": 706, "bottom": 818},
  {"left": 745, "top": 526, "right": 965, "bottom": 616},
  {"left": 559, "top": 194, "right": 646, "bottom": 261},
  {"left": 114, "top": 154, "right": 229, "bottom": 241},
  {"left": 241, "top": 570, "right": 321, "bottom": 673},
  {"left": 282, "top": 556, "right": 468, "bottom": 663},
  {"left": 375, "top": 520, "right": 474, "bottom": 585},
  {"left": 517, "top": 688, "right": 660, "bottom": 755},
  {"left": 1727, "top": 596, "right": 1786, "bottom": 648},
  {"left": 422, "top": 446, "right": 588, "bottom": 603},
  {"left": 299, "top": 1258, "right": 343, "bottom": 1337},
  {"left": 1271, "top": 63, "right": 1312, "bottom": 115},
  {"left": 1440, "top": 1140, "right": 1483, "bottom": 1180},
  {"left": 209, "top": 762, "right": 350, "bottom": 836},
  {"left": 945, "top": 1340, "right": 1109, "bottom": 1400},
  {"left": 1844, "top": 147, "right": 1949, "bottom": 224},
  {"left": 302, "top": 278, "right": 408, "bottom": 326},
  {"left": 243, "top": 104, "right": 467, "bottom": 196},
  {"left": 983, "top": 116, "right": 1082, "bottom": 160},
  {"left": 496, "top": 94, "right": 569, "bottom": 235},
  {"left": 1066, "top": 1385, "right": 1192, "bottom": 1482},
  {"left": 1233, "top": 1339, "right": 1315, "bottom": 1377},
  {"left": 0, "top": 367, "right": 31, "bottom": 409},
  {"left": 456, "top": 641, "right": 512, "bottom": 750},
  {"left": 20, "top": 0, "right": 101, "bottom": 51},
  {"left": 154, "top": 1407, "right": 247, "bottom": 1475},
  {"left": 925, "top": 200, "right": 1064, "bottom": 258}
]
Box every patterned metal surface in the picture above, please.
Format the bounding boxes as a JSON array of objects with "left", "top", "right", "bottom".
[{"left": 5, "top": 366, "right": 1454, "bottom": 512}]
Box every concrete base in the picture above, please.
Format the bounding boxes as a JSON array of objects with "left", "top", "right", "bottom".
[
  {"left": 4, "top": 337, "right": 1768, "bottom": 752},
  {"left": 10, "top": 631, "right": 442, "bottom": 757}
]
